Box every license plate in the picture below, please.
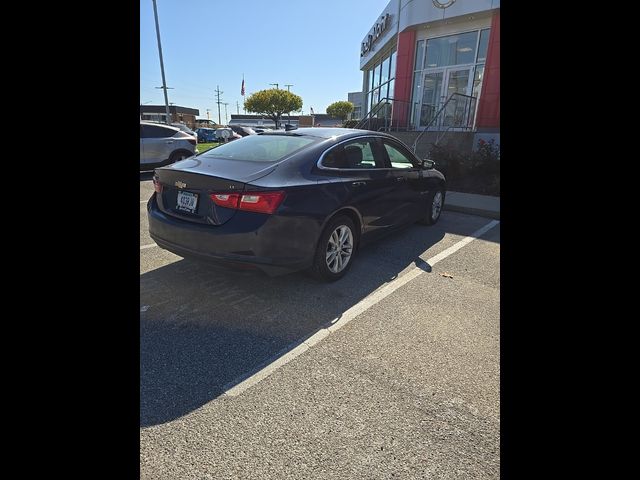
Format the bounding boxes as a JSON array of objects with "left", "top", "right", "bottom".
[{"left": 176, "top": 191, "right": 198, "bottom": 213}]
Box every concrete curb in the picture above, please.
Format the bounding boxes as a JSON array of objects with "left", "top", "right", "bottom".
[
  {"left": 444, "top": 204, "right": 500, "bottom": 220},
  {"left": 444, "top": 191, "right": 500, "bottom": 220}
]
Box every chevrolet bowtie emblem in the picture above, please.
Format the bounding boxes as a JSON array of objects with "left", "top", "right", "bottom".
[{"left": 175, "top": 181, "right": 187, "bottom": 189}]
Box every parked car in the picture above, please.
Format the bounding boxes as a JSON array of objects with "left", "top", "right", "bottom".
[
  {"left": 140, "top": 121, "right": 197, "bottom": 170},
  {"left": 214, "top": 127, "right": 242, "bottom": 142},
  {"left": 147, "top": 128, "right": 446, "bottom": 281},
  {"left": 229, "top": 125, "right": 257, "bottom": 137},
  {"left": 171, "top": 123, "right": 198, "bottom": 141},
  {"left": 195, "top": 127, "right": 217, "bottom": 143}
]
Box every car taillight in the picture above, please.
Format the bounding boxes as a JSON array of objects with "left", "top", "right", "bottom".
[
  {"left": 209, "top": 191, "right": 286, "bottom": 214},
  {"left": 152, "top": 175, "right": 162, "bottom": 193},
  {"left": 210, "top": 193, "right": 241, "bottom": 209},
  {"left": 187, "top": 138, "right": 197, "bottom": 146}
]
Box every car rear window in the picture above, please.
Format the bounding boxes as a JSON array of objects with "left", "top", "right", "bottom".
[{"left": 200, "top": 134, "right": 318, "bottom": 162}]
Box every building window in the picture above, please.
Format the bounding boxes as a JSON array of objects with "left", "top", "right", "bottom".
[
  {"left": 410, "top": 28, "right": 491, "bottom": 129},
  {"left": 477, "top": 28, "right": 490, "bottom": 62},
  {"left": 363, "top": 47, "right": 397, "bottom": 115},
  {"left": 424, "top": 31, "right": 479, "bottom": 68}
]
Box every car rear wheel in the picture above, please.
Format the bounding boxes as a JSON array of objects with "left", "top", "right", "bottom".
[
  {"left": 310, "top": 215, "right": 356, "bottom": 282},
  {"left": 419, "top": 188, "right": 445, "bottom": 225},
  {"left": 169, "top": 150, "right": 191, "bottom": 164}
]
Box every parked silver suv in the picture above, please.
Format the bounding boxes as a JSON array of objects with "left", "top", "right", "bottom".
[{"left": 140, "top": 121, "right": 197, "bottom": 170}]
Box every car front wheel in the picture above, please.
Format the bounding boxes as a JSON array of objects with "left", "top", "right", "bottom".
[
  {"left": 310, "top": 215, "right": 356, "bottom": 282},
  {"left": 419, "top": 188, "right": 445, "bottom": 225}
]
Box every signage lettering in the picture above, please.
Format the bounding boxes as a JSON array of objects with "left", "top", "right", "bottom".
[{"left": 361, "top": 13, "right": 390, "bottom": 57}]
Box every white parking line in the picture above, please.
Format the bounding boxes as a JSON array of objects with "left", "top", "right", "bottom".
[
  {"left": 223, "top": 219, "right": 500, "bottom": 397},
  {"left": 140, "top": 200, "right": 148, "bottom": 204},
  {"left": 140, "top": 244, "right": 157, "bottom": 250}
]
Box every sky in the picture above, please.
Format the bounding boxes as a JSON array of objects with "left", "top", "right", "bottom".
[{"left": 140, "top": 0, "right": 391, "bottom": 122}]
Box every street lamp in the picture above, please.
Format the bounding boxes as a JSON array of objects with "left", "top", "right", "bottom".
[
  {"left": 269, "top": 83, "right": 279, "bottom": 89},
  {"left": 152, "top": 0, "right": 172, "bottom": 124}
]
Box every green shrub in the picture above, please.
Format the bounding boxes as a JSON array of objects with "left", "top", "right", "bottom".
[
  {"left": 427, "top": 139, "right": 500, "bottom": 196},
  {"left": 342, "top": 119, "right": 358, "bottom": 128}
]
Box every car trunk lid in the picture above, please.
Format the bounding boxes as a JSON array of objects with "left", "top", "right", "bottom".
[{"left": 154, "top": 158, "right": 277, "bottom": 226}]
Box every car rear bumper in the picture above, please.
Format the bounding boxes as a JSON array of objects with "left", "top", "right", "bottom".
[{"left": 147, "top": 195, "right": 318, "bottom": 276}]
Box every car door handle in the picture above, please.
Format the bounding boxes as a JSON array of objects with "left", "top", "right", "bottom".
[
  {"left": 352, "top": 181, "right": 366, "bottom": 187},
  {"left": 165, "top": 140, "right": 174, "bottom": 144},
  {"left": 395, "top": 177, "right": 406, "bottom": 182}
]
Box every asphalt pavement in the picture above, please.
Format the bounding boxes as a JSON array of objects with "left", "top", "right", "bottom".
[{"left": 140, "top": 175, "right": 500, "bottom": 479}]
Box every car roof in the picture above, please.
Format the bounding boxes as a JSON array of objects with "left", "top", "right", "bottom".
[
  {"left": 262, "top": 128, "right": 386, "bottom": 140},
  {"left": 140, "top": 121, "right": 180, "bottom": 131}
]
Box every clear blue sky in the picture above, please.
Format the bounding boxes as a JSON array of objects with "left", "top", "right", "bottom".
[{"left": 140, "top": 0, "right": 391, "bottom": 122}]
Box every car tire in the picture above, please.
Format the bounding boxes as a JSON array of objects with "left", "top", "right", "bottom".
[
  {"left": 169, "top": 150, "right": 191, "bottom": 164},
  {"left": 418, "top": 187, "right": 445, "bottom": 225},
  {"left": 309, "top": 215, "right": 357, "bottom": 282}
]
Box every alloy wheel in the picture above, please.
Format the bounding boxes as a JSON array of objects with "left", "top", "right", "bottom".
[{"left": 325, "top": 225, "right": 353, "bottom": 273}]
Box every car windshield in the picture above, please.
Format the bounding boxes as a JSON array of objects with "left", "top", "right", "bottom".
[{"left": 200, "top": 134, "right": 318, "bottom": 162}]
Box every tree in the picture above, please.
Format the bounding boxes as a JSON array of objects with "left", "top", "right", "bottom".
[
  {"left": 244, "top": 89, "right": 303, "bottom": 129},
  {"left": 326, "top": 101, "right": 354, "bottom": 123}
]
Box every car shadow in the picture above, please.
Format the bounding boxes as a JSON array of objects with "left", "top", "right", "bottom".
[{"left": 140, "top": 220, "right": 467, "bottom": 427}]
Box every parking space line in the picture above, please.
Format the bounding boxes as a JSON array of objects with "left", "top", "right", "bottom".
[
  {"left": 140, "top": 200, "right": 148, "bottom": 204},
  {"left": 140, "top": 244, "right": 157, "bottom": 250},
  {"left": 223, "top": 219, "right": 500, "bottom": 397}
]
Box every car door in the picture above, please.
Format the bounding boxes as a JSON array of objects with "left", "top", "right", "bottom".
[
  {"left": 380, "top": 138, "right": 426, "bottom": 223},
  {"left": 141, "top": 124, "right": 174, "bottom": 164},
  {"left": 320, "top": 137, "right": 405, "bottom": 241}
]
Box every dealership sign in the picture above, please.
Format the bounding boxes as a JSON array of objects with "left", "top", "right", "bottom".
[{"left": 361, "top": 13, "right": 390, "bottom": 57}]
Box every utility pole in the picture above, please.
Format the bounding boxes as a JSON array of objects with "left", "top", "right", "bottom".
[
  {"left": 206, "top": 108, "right": 211, "bottom": 120},
  {"left": 269, "top": 83, "right": 279, "bottom": 89},
  {"left": 236, "top": 101, "right": 240, "bottom": 114},
  {"left": 152, "top": 0, "right": 172, "bottom": 124},
  {"left": 215, "top": 85, "right": 223, "bottom": 125},
  {"left": 285, "top": 84, "right": 293, "bottom": 92},
  {"left": 222, "top": 103, "right": 229, "bottom": 125}
]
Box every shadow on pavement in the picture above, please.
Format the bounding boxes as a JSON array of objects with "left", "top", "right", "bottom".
[{"left": 140, "top": 222, "right": 452, "bottom": 427}]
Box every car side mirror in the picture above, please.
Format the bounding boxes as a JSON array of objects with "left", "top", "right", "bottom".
[{"left": 421, "top": 158, "right": 436, "bottom": 169}]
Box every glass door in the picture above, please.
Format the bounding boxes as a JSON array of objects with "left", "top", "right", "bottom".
[
  {"left": 417, "top": 66, "right": 475, "bottom": 129},
  {"left": 442, "top": 67, "right": 473, "bottom": 128},
  {"left": 418, "top": 70, "right": 444, "bottom": 128}
]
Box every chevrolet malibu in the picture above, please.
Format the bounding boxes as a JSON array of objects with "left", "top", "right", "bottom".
[{"left": 147, "top": 128, "right": 446, "bottom": 281}]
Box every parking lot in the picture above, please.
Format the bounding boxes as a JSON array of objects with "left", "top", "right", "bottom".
[{"left": 140, "top": 172, "right": 500, "bottom": 479}]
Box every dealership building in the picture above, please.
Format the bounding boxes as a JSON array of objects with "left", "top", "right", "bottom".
[{"left": 358, "top": 0, "right": 499, "bottom": 147}]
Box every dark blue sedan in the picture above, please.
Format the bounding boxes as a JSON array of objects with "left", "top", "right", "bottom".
[{"left": 147, "top": 128, "right": 446, "bottom": 281}]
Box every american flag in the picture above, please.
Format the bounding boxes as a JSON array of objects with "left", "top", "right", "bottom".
[{"left": 241, "top": 78, "right": 245, "bottom": 96}]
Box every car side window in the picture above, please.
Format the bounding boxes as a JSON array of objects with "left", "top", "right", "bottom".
[
  {"left": 383, "top": 142, "right": 416, "bottom": 169},
  {"left": 321, "top": 146, "right": 346, "bottom": 168},
  {"left": 142, "top": 125, "right": 175, "bottom": 138},
  {"left": 341, "top": 140, "right": 385, "bottom": 169}
]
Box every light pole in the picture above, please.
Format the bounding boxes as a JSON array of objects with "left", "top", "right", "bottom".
[
  {"left": 222, "top": 103, "right": 229, "bottom": 125},
  {"left": 152, "top": 0, "right": 172, "bottom": 125},
  {"left": 269, "top": 83, "right": 279, "bottom": 89}
]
